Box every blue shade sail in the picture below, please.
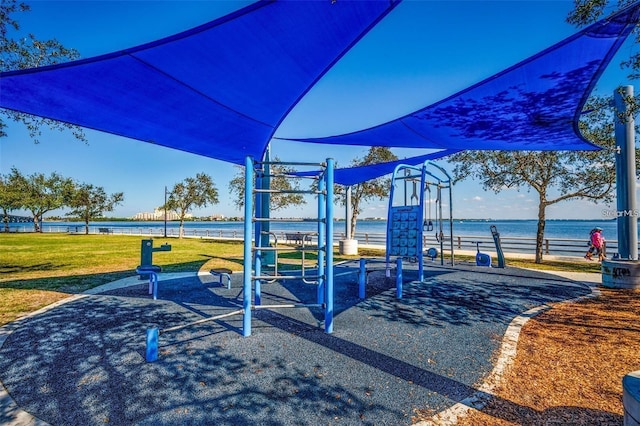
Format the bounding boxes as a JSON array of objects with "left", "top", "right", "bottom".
[
  {"left": 293, "top": 149, "right": 459, "bottom": 186},
  {"left": 0, "top": 1, "right": 400, "bottom": 165},
  {"left": 280, "top": 3, "right": 640, "bottom": 151}
]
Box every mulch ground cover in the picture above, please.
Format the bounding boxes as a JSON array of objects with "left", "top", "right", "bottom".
[{"left": 453, "top": 288, "right": 640, "bottom": 426}]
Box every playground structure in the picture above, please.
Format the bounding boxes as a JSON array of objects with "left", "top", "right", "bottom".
[
  {"left": 386, "top": 161, "right": 454, "bottom": 282},
  {"left": 243, "top": 156, "right": 335, "bottom": 336},
  {"left": 144, "top": 157, "right": 335, "bottom": 360}
]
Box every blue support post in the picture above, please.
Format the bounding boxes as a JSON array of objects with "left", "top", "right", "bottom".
[
  {"left": 151, "top": 272, "right": 158, "bottom": 300},
  {"left": 358, "top": 258, "right": 366, "bottom": 299},
  {"left": 317, "top": 175, "right": 326, "bottom": 304},
  {"left": 242, "top": 156, "right": 254, "bottom": 336},
  {"left": 261, "top": 146, "right": 273, "bottom": 266},
  {"left": 254, "top": 171, "right": 262, "bottom": 306},
  {"left": 418, "top": 166, "right": 426, "bottom": 282},
  {"left": 325, "top": 159, "right": 335, "bottom": 333},
  {"left": 145, "top": 328, "right": 159, "bottom": 362},
  {"left": 396, "top": 257, "right": 403, "bottom": 299}
]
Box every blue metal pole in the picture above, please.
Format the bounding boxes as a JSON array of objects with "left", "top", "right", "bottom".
[
  {"left": 254, "top": 171, "right": 262, "bottom": 306},
  {"left": 345, "top": 186, "right": 352, "bottom": 240},
  {"left": 418, "top": 164, "right": 426, "bottom": 282},
  {"left": 386, "top": 167, "right": 398, "bottom": 277},
  {"left": 325, "top": 159, "right": 335, "bottom": 333},
  {"left": 614, "top": 86, "right": 638, "bottom": 260},
  {"left": 261, "top": 146, "right": 273, "bottom": 265},
  {"left": 317, "top": 175, "right": 326, "bottom": 304},
  {"left": 145, "top": 328, "right": 159, "bottom": 362},
  {"left": 358, "top": 258, "right": 366, "bottom": 299},
  {"left": 242, "top": 156, "right": 254, "bottom": 336},
  {"left": 151, "top": 272, "right": 158, "bottom": 300},
  {"left": 396, "top": 257, "right": 403, "bottom": 299}
]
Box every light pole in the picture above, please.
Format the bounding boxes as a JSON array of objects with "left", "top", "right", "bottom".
[{"left": 164, "top": 186, "right": 168, "bottom": 238}]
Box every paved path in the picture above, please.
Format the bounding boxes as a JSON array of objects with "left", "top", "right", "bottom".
[{"left": 0, "top": 264, "right": 595, "bottom": 425}]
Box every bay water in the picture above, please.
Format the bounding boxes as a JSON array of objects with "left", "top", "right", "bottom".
[{"left": 37, "top": 218, "right": 624, "bottom": 241}]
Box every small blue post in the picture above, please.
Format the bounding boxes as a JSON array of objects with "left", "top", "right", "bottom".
[
  {"left": 396, "top": 257, "right": 403, "bottom": 299},
  {"left": 325, "top": 158, "right": 335, "bottom": 333},
  {"left": 151, "top": 272, "right": 158, "bottom": 300},
  {"left": 358, "top": 258, "right": 366, "bottom": 299},
  {"left": 146, "top": 328, "right": 159, "bottom": 362},
  {"left": 317, "top": 176, "right": 326, "bottom": 304},
  {"left": 243, "top": 156, "right": 254, "bottom": 336}
]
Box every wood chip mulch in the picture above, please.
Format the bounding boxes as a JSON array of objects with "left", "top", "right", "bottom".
[{"left": 426, "top": 288, "right": 640, "bottom": 425}]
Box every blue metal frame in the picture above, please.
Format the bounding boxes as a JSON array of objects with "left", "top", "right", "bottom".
[
  {"left": 386, "top": 161, "right": 452, "bottom": 295},
  {"left": 242, "top": 156, "right": 336, "bottom": 336},
  {"left": 242, "top": 156, "right": 254, "bottom": 336},
  {"left": 325, "top": 158, "right": 335, "bottom": 333}
]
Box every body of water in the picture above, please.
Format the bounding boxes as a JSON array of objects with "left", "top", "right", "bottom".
[{"left": 26, "top": 218, "right": 625, "bottom": 241}]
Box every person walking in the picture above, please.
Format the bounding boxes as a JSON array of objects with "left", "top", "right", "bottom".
[{"left": 585, "top": 227, "right": 606, "bottom": 261}]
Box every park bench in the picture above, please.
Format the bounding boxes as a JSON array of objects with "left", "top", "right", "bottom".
[
  {"left": 98, "top": 227, "right": 113, "bottom": 234},
  {"left": 284, "top": 232, "right": 313, "bottom": 245}
]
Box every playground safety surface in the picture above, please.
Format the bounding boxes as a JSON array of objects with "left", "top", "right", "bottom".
[{"left": 0, "top": 262, "right": 593, "bottom": 425}]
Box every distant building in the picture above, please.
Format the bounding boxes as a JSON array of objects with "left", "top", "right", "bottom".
[{"left": 133, "top": 208, "right": 191, "bottom": 221}]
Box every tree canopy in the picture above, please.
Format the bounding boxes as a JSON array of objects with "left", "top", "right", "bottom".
[
  {"left": 164, "top": 173, "right": 219, "bottom": 238},
  {"left": 338, "top": 147, "right": 398, "bottom": 238},
  {"left": 65, "top": 182, "right": 124, "bottom": 234},
  {"left": 0, "top": 172, "right": 22, "bottom": 231},
  {"left": 0, "top": 0, "right": 85, "bottom": 142},
  {"left": 229, "top": 155, "right": 306, "bottom": 213},
  {"left": 7, "top": 167, "right": 73, "bottom": 232}
]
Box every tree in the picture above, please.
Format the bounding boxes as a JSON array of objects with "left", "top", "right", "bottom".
[
  {"left": 338, "top": 147, "right": 398, "bottom": 238},
  {"left": 65, "top": 183, "right": 124, "bottom": 234},
  {"left": 568, "top": 1, "right": 640, "bottom": 80},
  {"left": 0, "top": 172, "right": 22, "bottom": 232},
  {"left": 229, "top": 156, "right": 306, "bottom": 212},
  {"left": 448, "top": 95, "right": 639, "bottom": 263},
  {"left": 8, "top": 167, "right": 73, "bottom": 232},
  {"left": 0, "top": 0, "right": 86, "bottom": 142},
  {"left": 164, "top": 173, "right": 219, "bottom": 238}
]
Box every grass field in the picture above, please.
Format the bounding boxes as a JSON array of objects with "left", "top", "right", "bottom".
[{"left": 1, "top": 232, "right": 600, "bottom": 327}]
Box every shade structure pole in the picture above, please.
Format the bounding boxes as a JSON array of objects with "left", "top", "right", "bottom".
[
  {"left": 243, "top": 156, "right": 254, "bottom": 336},
  {"left": 614, "top": 86, "right": 638, "bottom": 260},
  {"left": 324, "top": 158, "right": 335, "bottom": 333}
]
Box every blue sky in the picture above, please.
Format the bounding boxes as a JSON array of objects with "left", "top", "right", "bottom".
[{"left": 1, "top": 0, "right": 636, "bottom": 220}]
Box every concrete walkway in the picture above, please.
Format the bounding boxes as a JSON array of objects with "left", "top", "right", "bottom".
[{"left": 0, "top": 264, "right": 597, "bottom": 425}]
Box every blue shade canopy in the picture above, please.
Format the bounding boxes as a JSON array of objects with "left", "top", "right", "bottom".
[
  {"left": 0, "top": 0, "right": 399, "bottom": 165},
  {"left": 294, "top": 149, "right": 459, "bottom": 186},
  {"left": 279, "top": 3, "right": 640, "bottom": 151}
]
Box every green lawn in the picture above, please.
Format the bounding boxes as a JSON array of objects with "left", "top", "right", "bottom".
[{"left": 0, "top": 233, "right": 600, "bottom": 326}]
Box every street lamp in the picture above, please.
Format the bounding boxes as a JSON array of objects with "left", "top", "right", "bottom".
[{"left": 164, "top": 186, "right": 168, "bottom": 238}]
